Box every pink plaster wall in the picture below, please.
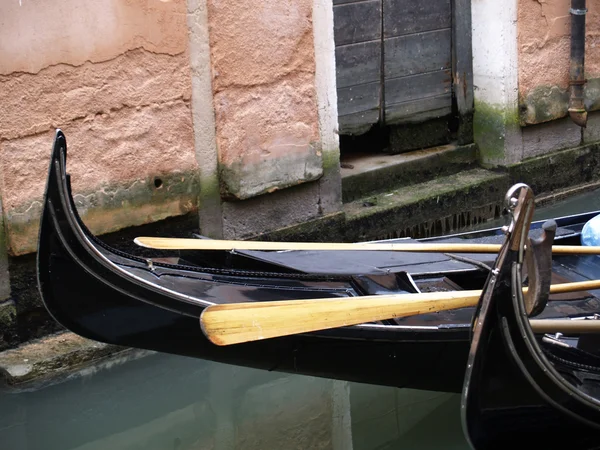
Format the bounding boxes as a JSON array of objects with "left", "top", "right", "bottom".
[
  {"left": 207, "top": 0, "right": 322, "bottom": 199},
  {"left": 0, "top": 0, "right": 197, "bottom": 255},
  {"left": 518, "top": 0, "right": 600, "bottom": 96}
]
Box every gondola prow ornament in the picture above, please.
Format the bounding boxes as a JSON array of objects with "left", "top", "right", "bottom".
[{"left": 461, "top": 184, "right": 600, "bottom": 448}]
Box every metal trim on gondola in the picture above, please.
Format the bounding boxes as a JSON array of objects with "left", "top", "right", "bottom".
[{"left": 462, "top": 185, "right": 600, "bottom": 449}]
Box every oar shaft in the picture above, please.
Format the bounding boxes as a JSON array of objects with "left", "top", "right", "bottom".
[
  {"left": 201, "top": 279, "right": 600, "bottom": 346},
  {"left": 135, "top": 237, "right": 501, "bottom": 253},
  {"left": 135, "top": 237, "right": 600, "bottom": 255},
  {"left": 530, "top": 319, "right": 600, "bottom": 334}
]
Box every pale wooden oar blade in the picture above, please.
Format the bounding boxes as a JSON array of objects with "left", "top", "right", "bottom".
[
  {"left": 200, "top": 279, "right": 600, "bottom": 346},
  {"left": 200, "top": 290, "right": 482, "bottom": 346},
  {"left": 134, "top": 237, "right": 600, "bottom": 255}
]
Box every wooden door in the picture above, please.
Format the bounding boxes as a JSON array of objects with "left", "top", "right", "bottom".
[{"left": 333, "top": 0, "right": 473, "bottom": 151}]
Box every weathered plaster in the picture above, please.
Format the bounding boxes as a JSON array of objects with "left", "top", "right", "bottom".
[
  {"left": 0, "top": 0, "right": 188, "bottom": 75},
  {"left": 473, "top": 100, "right": 520, "bottom": 165},
  {"left": 186, "top": 0, "right": 223, "bottom": 238},
  {"left": 207, "top": 0, "right": 324, "bottom": 200},
  {"left": 518, "top": 0, "right": 600, "bottom": 124},
  {"left": 518, "top": 0, "right": 600, "bottom": 95},
  {"left": 0, "top": 102, "right": 199, "bottom": 255},
  {"left": 0, "top": 49, "right": 191, "bottom": 141},
  {"left": 219, "top": 142, "right": 323, "bottom": 200},
  {"left": 0, "top": 0, "right": 197, "bottom": 254}
]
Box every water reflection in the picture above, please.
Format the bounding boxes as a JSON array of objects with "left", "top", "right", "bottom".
[{"left": 0, "top": 352, "right": 468, "bottom": 449}]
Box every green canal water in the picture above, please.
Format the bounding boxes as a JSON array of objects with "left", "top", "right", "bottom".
[{"left": 1, "top": 187, "right": 599, "bottom": 450}]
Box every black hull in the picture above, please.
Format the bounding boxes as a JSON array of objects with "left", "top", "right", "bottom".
[
  {"left": 462, "top": 186, "right": 600, "bottom": 448},
  {"left": 38, "top": 131, "right": 600, "bottom": 394},
  {"left": 38, "top": 131, "right": 472, "bottom": 392}
]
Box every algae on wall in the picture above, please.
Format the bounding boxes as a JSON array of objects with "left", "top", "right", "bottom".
[
  {"left": 519, "top": 78, "right": 600, "bottom": 126},
  {"left": 473, "top": 100, "right": 520, "bottom": 165}
]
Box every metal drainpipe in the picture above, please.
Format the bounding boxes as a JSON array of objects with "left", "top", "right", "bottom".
[{"left": 568, "top": 0, "right": 587, "bottom": 127}]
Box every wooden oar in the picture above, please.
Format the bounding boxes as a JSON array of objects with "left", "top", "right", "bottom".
[
  {"left": 200, "top": 279, "right": 600, "bottom": 346},
  {"left": 134, "top": 237, "right": 600, "bottom": 255}
]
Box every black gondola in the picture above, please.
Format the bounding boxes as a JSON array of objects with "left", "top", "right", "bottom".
[
  {"left": 38, "top": 130, "right": 600, "bottom": 393},
  {"left": 461, "top": 184, "right": 600, "bottom": 449}
]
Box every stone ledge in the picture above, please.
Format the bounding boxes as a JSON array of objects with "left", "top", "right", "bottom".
[
  {"left": 0, "top": 332, "right": 151, "bottom": 392},
  {"left": 508, "top": 142, "right": 600, "bottom": 196},
  {"left": 341, "top": 143, "right": 478, "bottom": 203},
  {"left": 343, "top": 168, "right": 510, "bottom": 242},
  {"left": 255, "top": 211, "right": 346, "bottom": 243}
]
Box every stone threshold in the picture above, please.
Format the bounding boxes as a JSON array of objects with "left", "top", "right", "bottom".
[{"left": 340, "top": 142, "right": 478, "bottom": 203}]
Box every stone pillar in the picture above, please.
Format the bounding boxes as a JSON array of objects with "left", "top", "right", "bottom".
[
  {"left": 188, "top": 0, "right": 341, "bottom": 239},
  {"left": 471, "top": 0, "right": 523, "bottom": 166},
  {"left": 187, "top": 0, "right": 224, "bottom": 237}
]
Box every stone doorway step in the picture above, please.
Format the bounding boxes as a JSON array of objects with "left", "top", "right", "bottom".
[{"left": 341, "top": 142, "right": 478, "bottom": 203}]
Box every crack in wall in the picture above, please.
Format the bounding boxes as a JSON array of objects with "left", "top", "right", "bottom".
[{"left": 2, "top": 47, "right": 187, "bottom": 78}]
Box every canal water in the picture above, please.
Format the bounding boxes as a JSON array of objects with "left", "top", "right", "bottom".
[{"left": 1, "top": 187, "right": 599, "bottom": 450}]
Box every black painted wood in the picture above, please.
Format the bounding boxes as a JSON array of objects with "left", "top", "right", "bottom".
[
  {"left": 385, "top": 94, "right": 452, "bottom": 125},
  {"left": 333, "top": 0, "right": 363, "bottom": 5},
  {"left": 337, "top": 82, "right": 381, "bottom": 117},
  {"left": 332, "top": 0, "right": 472, "bottom": 138},
  {"left": 452, "top": 0, "right": 474, "bottom": 144},
  {"left": 334, "top": 0, "right": 381, "bottom": 46},
  {"left": 338, "top": 110, "right": 381, "bottom": 135},
  {"left": 336, "top": 41, "right": 381, "bottom": 88},
  {"left": 385, "top": 70, "right": 452, "bottom": 106},
  {"left": 384, "top": 28, "right": 452, "bottom": 79},
  {"left": 383, "top": 0, "right": 451, "bottom": 38}
]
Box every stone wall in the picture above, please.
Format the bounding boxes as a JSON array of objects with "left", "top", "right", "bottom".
[
  {"left": 519, "top": 0, "right": 600, "bottom": 124},
  {"left": 0, "top": 0, "right": 341, "bottom": 349},
  {"left": 192, "top": 0, "right": 342, "bottom": 240},
  {"left": 472, "top": 0, "right": 600, "bottom": 166},
  {"left": 0, "top": 0, "right": 199, "bottom": 256}
]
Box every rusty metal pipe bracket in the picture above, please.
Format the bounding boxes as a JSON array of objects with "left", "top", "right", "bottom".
[{"left": 570, "top": 7, "right": 588, "bottom": 15}]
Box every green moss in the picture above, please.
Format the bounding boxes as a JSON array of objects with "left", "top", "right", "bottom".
[
  {"left": 0, "top": 301, "right": 16, "bottom": 328},
  {"left": 518, "top": 77, "right": 600, "bottom": 126},
  {"left": 519, "top": 85, "right": 569, "bottom": 125},
  {"left": 585, "top": 78, "right": 600, "bottom": 112},
  {"left": 219, "top": 144, "right": 324, "bottom": 200},
  {"left": 342, "top": 168, "right": 510, "bottom": 242},
  {"left": 0, "top": 300, "right": 17, "bottom": 349},
  {"left": 508, "top": 142, "right": 600, "bottom": 194},
  {"left": 473, "top": 100, "right": 519, "bottom": 165},
  {"left": 6, "top": 170, "right": 200, "bottom": 256},
  {"left": 257, "top": 211, "right": 346, "bottom": 243},
  {"left": 320, "top": 145, "right": 341, "bottom": 171},
  {"left": 198, "top": 173, "right": 220, "bottom": 205},
  {"left": 342, "top": 144, "right": 477, "bottom": 203}
]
